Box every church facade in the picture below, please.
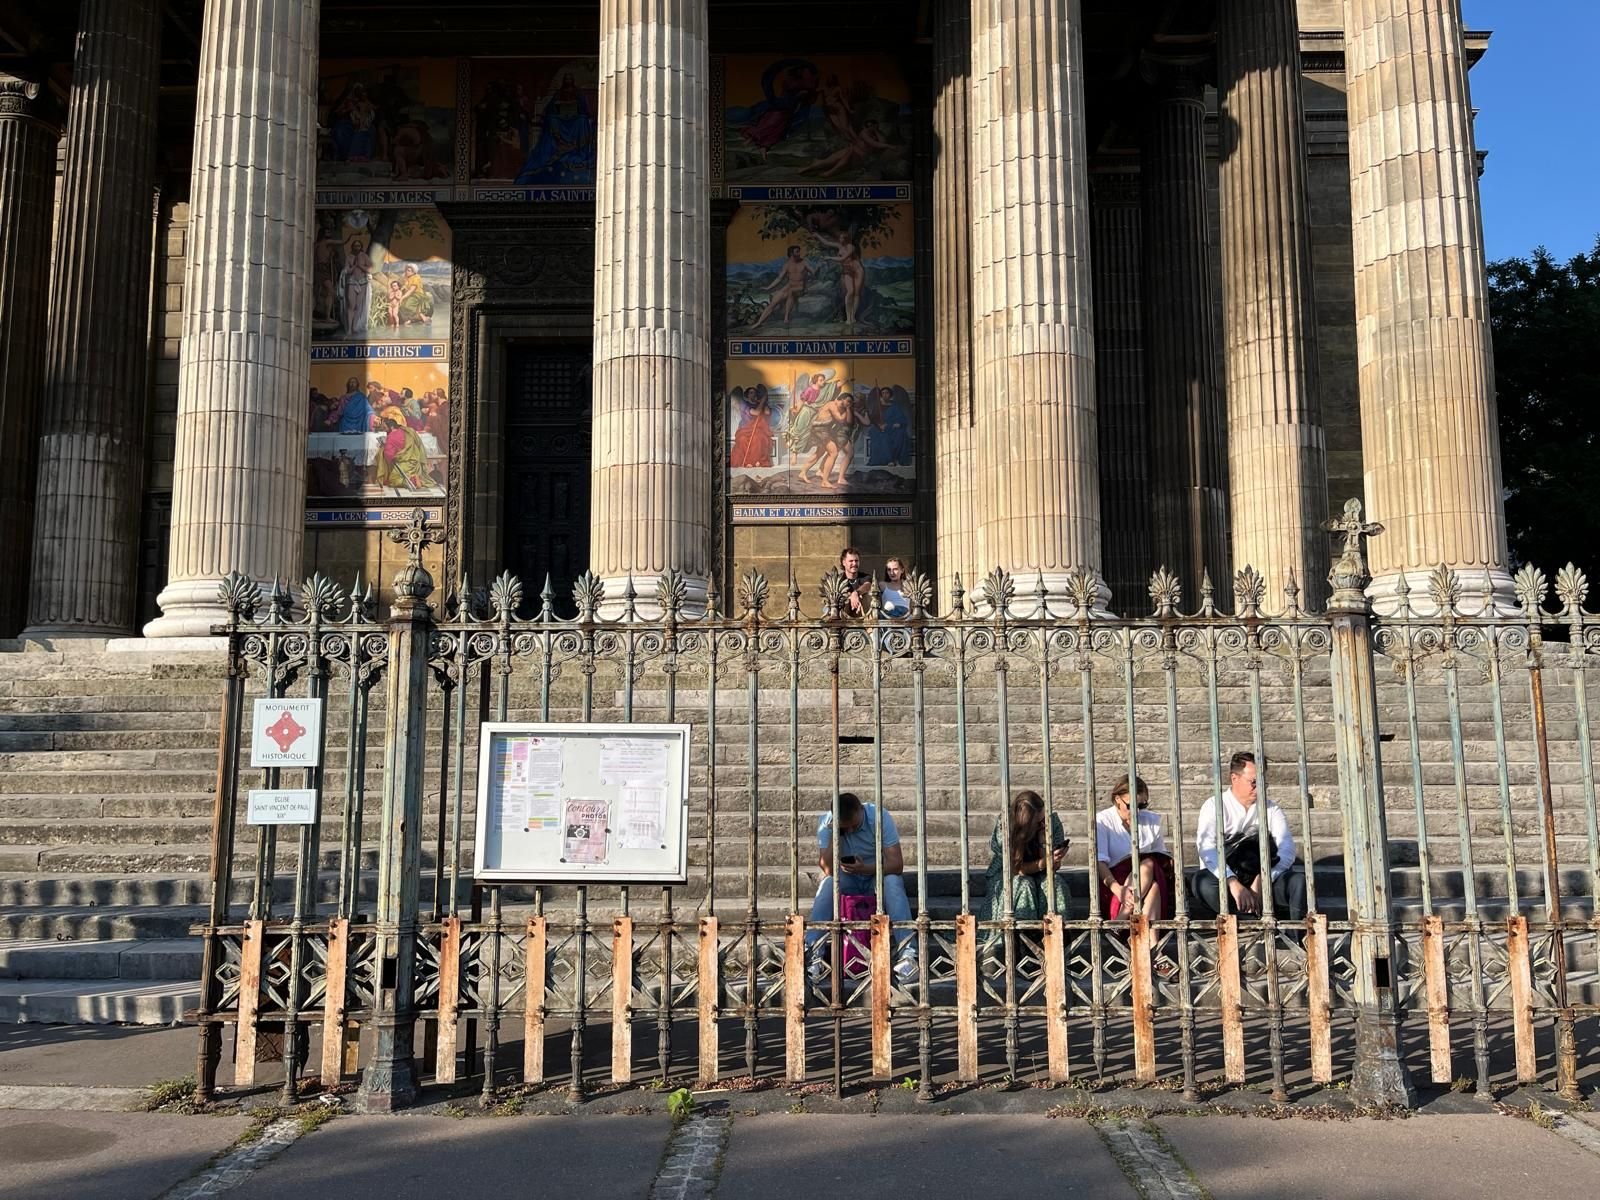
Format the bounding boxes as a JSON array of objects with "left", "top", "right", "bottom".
[{"left": 0, "top": 0, "right": 1509, "bottom": 637}]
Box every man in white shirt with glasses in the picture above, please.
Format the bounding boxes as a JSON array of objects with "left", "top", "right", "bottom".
[{"left": 1192, "top": 751, "right": 1307, "bottom": 921}]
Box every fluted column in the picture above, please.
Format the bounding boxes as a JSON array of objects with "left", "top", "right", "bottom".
[
  {"left": 969, "top": 0, "right": 1102, "bottom": 612},
  {"left": 1142, "top": 62, "right": 1230, "bottom": 603},
  {"left": 1219, "top": 0, "right": 1330, "bottom": 610},
  {"left": 589, "top": 0, "right": 711, "bottom": 615},
  {"left": 0, "top": 77, "right": 60, "bottom": 638},
  {"left": 1345, "top": 0, "right": 1510, "bottom": 610},
  {"left": 146, "top": 1, "right": 320, "bottom": 638},
  {"left": 1090, "top": 171, "right": 1151, "bottom": 614},
  {"left": 933, "top": 0, "right": 977, "bottom": 608},
  {"left": 25, "top": 1, "right": 160, "bottom": 634}
]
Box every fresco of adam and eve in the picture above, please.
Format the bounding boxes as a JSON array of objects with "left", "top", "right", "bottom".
[
  {"left": 726, "top": 203, "right": 915, "bottom": 340},
  {"left": 723, "top": 54, "right": 912, "bottom": 183},
  {"left": 727, "top": 361, "right": 915, "bottom": 498}
]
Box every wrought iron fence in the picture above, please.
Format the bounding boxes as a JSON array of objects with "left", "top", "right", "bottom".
[{"left": 190, "top": 505, "right": 1599, "bottom": 1112}]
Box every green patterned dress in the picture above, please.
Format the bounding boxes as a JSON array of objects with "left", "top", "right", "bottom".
[{"left": 981, "top": 813, "right": 1072, "bottom": 921}]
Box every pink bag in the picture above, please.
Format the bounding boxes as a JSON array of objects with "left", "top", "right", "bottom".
[{"left": 840, "top": 893, "right": 878, "bottom": 976}]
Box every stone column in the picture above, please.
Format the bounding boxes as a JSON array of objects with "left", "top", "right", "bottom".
[
  {"left": 1345, "top": 0, "right": 1510, "bottom": 610},
  {"left": 969, "top": 0, "right": 1102, "bottom": 612},
  {"left": 25, "top": 1, "right": 160, "bottom": 634},
  {"left": 1218, "top": 0, "right": 1330, "bottom": 610},
  {"left": 933, "top": 0, "right": 977, "bottom": 608},
  {"left": 146, "top": 1, "right": 320, "bottom": 638},
  {"left": 0, "top": 76, "right": 60, "bottom": 638},
  {"left": 1141, "top": 61, "right": 1230, "bottom": 604},
  {"left": 1090, "top": 171, "right": 1151, "bottom": 614},
  {"left": 589, "top": 0, "right": 711, "bottom": 615}
]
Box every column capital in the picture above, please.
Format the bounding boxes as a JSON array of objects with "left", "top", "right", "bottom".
[
  {"left": 1140, "top": 53, "right": 1212, "bottom": 101},
  {"left": 1089, "top": 166, "right": 1141, "bottom": 208},
  {"left": 0, "top": 74, "right": 59, "bottom": 127}
]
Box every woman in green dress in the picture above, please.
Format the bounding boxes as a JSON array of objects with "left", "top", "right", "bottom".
[{"left": 982, "top": 790, "right": 1071, "bottom": 921}]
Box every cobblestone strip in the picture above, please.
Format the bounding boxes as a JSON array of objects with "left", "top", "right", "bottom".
[
  {"left": 648, "top": 1113, "right": 732, "bottom": 1200},
  {"left": 157, "top": 1118, "right": 305, "bottom": 1199},
  {"left": 1097, "top": 1118, "right": 1211, "bottom": 1200},
  {"left": 1549, "top": 1114, "right": 1600, "bottom": 1161}
]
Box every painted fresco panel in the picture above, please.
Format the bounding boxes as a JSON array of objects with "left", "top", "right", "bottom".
[
  {"left": 307, "top": 361, "right": 450, "bottom": 501},
  {"left": 726, "top": 202, "right": 915, "bottom": 349},
  {"left": 469, "top": 58, "right": 600, "bottom": 199},
  {"left": 317, "top": 59, "right": 457, "bottom": 187},
  {"left": 722, "top": 54, "right": 913, "bottom": 185},
  {"left": 313, "top": 208, "right": 451, "bottom": 344},
  {"left": 726, "top": 359, "right": 915, "bottom": 501}
]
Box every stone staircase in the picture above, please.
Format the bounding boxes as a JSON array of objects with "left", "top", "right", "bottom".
[{"left": 0, "top": 642, "right": 1595, "bottom": 1023}]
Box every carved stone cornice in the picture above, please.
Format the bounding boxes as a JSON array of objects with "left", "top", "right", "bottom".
[{"left": 439, "top": 203, "right": 596, "bottom": 309}]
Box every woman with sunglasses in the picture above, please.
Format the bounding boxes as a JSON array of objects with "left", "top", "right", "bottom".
[{"left": 1094, "top": 774, "right": 1175, "bottom": 925}]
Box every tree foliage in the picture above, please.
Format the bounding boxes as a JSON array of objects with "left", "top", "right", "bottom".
[{"left": 1487, "top": 238, "right": 1600, "bottom": 573}]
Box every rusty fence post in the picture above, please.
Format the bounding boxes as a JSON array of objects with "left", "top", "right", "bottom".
[
  {"left": 1324, "top": 501, "right": 1416, "bottom": 1108},
  {"left": 354, "top": 513, "right": 443, "bottom": 1113}
]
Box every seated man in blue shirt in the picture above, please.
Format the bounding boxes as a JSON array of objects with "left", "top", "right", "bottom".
[{"left": 808, "top": 791, "right": 916, "bottom": 982}]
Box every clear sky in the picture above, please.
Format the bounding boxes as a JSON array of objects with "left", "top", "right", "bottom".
[{"left": 1463, "top": 1, "right": 1600, "bottom": 263}]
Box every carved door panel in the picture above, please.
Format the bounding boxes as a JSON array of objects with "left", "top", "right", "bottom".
[{"left": 503, "top": 343, "right": 592, "bottom": 606}]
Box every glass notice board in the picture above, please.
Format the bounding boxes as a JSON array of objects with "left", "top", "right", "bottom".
[{"left": 472, "top": 722, "right": 691, "bottom": 884}]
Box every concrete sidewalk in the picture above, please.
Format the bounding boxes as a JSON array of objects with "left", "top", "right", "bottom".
[
  {"left": 2, "top": 1024, "right": 1599, "bottom": 1199},
  {"left": 0, "top": 1101, "right": 1596, "bottom": 1199}
]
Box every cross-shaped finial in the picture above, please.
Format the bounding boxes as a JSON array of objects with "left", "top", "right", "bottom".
[
  {"left": 389, "top": 509, "right": 444, "bottom": 570},
  {"left": 1323, "top": 498, "right": 1384, "bottom": 605}
]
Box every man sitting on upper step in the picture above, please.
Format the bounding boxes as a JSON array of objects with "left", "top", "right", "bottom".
[{"left": 1191, "top": 751, "right": 1308, "bottom": 922}]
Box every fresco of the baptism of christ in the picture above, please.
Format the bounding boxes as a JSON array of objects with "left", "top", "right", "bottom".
[
  {"left": 469, "top": 59, "right": 601, "bottom": 189},
  {"left": 317, "top": 60, "right": 456, "bottom": 186},
  {"left": 723, "top": 54, "right": 913, "bottom": 184},
  {"left": 313, "top": 208, "right": 451, "bottom": 344},
  {"left": 725, "top": 202, "right": 915, "bottom": 343},
  {"left": 726, "top": 359, "right": 915, "bottom": 499}
]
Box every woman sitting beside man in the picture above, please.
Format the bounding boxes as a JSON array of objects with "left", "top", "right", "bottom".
[
  {"left": 1094, "top": 774, "right": 1175, "bottom": 923},
  {"left": 980, "top": 778, "right": 1178, "bottom": 925}
]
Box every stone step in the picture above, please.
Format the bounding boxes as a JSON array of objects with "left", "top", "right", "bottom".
[
  {"left": 0, "top": 978, "right": 198, "bottom": 1025},
  {"left": 0, "top": 905, "right": 207, "bottom": 940},
  {"left": 0, "top": 938, "right": 201, "bottom": 981}
]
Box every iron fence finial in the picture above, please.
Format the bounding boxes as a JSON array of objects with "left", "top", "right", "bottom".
[
  {"left": 1324, "top": 497, "right": 1383, "bottom": 609},
  {"left": 388, "top": 510, "right": 442, "bottom": 604}
]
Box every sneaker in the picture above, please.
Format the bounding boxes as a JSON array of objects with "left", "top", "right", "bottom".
[
  {"left": 808, "top": 955, "right": 827, "bottom": 985},
  {"left": 894, "top": 955, "right": 918, "bottom": 984}
]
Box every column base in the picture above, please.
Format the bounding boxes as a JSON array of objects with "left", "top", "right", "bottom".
[
  {"left": 12, "top": 631, "right": 118, "bottom": 651},
  {"left": 1367, "top": 567, "right": 1517, "bottom": 618},
  {"left": 145, "top": 576, "right": 263, "bottom": 639},
  {"left": 594, "top": 573, "right": 709, "bottom": 622},
  {"left": 1352, "top": 1003, "right": 1418, "bottom": 1109},
  {"left": 352, "top": 1015, "right": 419, "bottom": 1114}
]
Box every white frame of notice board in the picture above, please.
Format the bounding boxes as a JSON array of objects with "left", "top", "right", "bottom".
[{"left": 472, "top": 722, "right": 692, "bottom": 884}]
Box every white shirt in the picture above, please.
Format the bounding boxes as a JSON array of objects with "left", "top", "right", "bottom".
[
  {"left": 1095, "top": 807, "right": 1168, "bottom": 867},
  {"left": 1195, "top": 787, "right": 1296, "bottom": 882}
]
